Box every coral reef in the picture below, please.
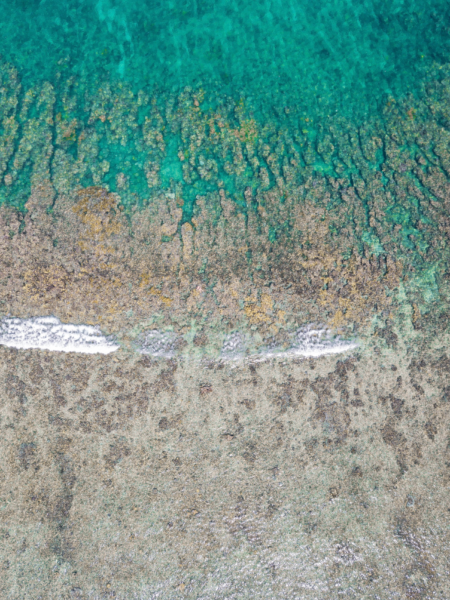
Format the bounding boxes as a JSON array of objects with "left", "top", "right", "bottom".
[{"left": 0, "top": 58, "right": 449, "bottom": 349}]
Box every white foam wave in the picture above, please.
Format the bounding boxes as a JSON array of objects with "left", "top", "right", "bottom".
[
  {"left": 0, "top": 316, "right": 119, "bottom": 354},
  {"left": 0, "top": 318, "right": 357, "bottom": 360},
  {"left": 221, "top": 331, "right": 246, "bottom": 357},
  {"left": 289, "top": 324, "right": 358, "bottom": 357},
  {"left": 222, "top": 325, "right": 358, "bottom": 363},
  {"left": 139, "top": 329, "right": 178, "bottom": 357}
]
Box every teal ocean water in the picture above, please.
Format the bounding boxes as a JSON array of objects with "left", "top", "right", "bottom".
[
  {"left": 2, "top": 0, "right": 450, "bottom": 117},
  {"left": 1, "top": 0, "right": 450, "bottom": 211}
]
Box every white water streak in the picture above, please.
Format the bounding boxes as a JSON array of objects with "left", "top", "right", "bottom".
[
  {"left": 221, "top": 325, "right": 358, "bottom": 362},
  {"left": 0, "top": 316, "right": 119, "bottom": 354}
]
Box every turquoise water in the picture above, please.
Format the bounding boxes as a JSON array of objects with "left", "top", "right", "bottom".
[
  {"left": 2, "top": 0, "right": 450, "bottom": 117},
  {"left": 1, "top": 0, "right": 450, "bottom": 299}
]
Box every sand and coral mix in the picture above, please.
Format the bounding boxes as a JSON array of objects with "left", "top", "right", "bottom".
[{"left": 2, "top": 1, "right": 450, "bottom": 597}]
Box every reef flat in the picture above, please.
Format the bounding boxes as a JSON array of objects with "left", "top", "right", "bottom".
[
  {"left": 1, "top": 64, "right": 450, "bottom": 352},
  {"left": 1, "top": 320, "right": 450, "bottom": 598}
]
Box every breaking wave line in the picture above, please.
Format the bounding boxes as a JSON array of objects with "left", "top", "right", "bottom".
[{"left": 0, "top": 316, "right": 119, "bottom": 354}]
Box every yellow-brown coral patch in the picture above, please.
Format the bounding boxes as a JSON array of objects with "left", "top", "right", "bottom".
[
  {"left": 72, "top": 187, "right": 122, "bottom": 242},
  {"left": 149, "top": 286, "right": 173, "bottom": 306},
  {"left": 244, "top": 293, "right": 274, "bottom": 324},
  {"left": 319, "top": 256, "right": 402, "bottom": 327},
  {"left": 23, "top": 264, "right": 69, "bottom": 303}
]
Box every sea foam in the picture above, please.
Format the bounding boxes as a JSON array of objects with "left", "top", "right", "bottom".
[
  {"left": 0, "top": 316, "right": 119, "bottom": 354},
  {"left": 139, "top": 329, "right": 179, "bottom": 357},
  {"left": 288, "top": 324, "right": 358, "bottom": 358},
  {"left": 221, "top": 324, "right": 357, "bottom": 362},
  {"left": 0, "top": 317, "right": 357, "bottom": 359}
]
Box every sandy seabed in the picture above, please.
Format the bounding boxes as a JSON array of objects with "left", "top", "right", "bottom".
[{"left": 1, "top": 317, "right": 449, "bottom": 599}]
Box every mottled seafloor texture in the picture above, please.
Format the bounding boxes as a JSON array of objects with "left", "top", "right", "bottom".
[
  {"left": 2, "top": 0, "right": 450, "bottom": 597},
  {"left": 2, "top": 317, "right": 450, "bottom": 599}
]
